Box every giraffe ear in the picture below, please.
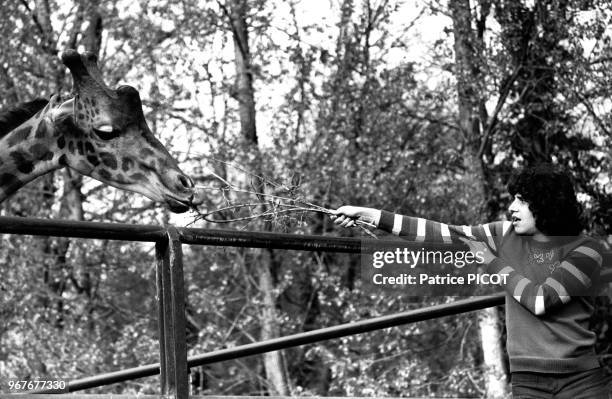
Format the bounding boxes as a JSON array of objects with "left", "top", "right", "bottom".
[
  {"left": 50, "top": 98, "right": 74, "bottom": 120},
  {"left": 48, "top": 93, "right": 62, "bottom": 107}
]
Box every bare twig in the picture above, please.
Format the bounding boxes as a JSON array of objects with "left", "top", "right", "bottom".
[
  {"left": 186, "top": 155, "right": 378, "bottom": 237},
  {"left": 192, "top": 184, "right": 377, "bottom": 238}
]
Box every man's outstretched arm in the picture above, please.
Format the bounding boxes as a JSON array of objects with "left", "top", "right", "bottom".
[{"left": 332, "top": 205, "right": 510, "bottom": 251}]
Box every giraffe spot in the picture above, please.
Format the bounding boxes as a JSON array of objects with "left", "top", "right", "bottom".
[
  {"left": 115, "top": 173, "right": 129, "bottom": 184},
  {"left": 98, "top": 169, "right": 112, "bottom": 180},
  {"left": 58, "top": 154, "right": 68, "bottom": 166},
  {"left": 77, "top": 141, "right": 84, "bottom": 155},
  {"left": 57, "top": 136, "right": 66, "bottom": 149},
  {"left": 85, "top": 142, "right": 95, "bottom": 154},
  {"left": 35, "top": 122, "right": 47, "bottom": 138},
  {"left": 0, "top": 173, "right": 20, "bottom": 187},
  {"left": 29, "top": 143, "right": 50, "bottom": 159},
  {"left": 139, "top": 148, "right": 155, "bottom": 158},
  {"left": 78, "top": 113, "right": 85, "bottom": 120},
  {"left": 77, "top": 160, "right": 91, "bottom": 171},
  {"left": 77, "top": 102, "right": 83, "bottom": 110},
  {"left": 122, "top": 157, "right": 134, "bottom": 172},
  {"left": 129, "top": 172, "right": 147, "bottom": 181},
  {"left": 87, "top": 155, "right": 100, "bottom": 166},
  {"left": 54, "top": 117, "right": 73, "bottom": 136},
  {"left": 99, "top": 152, "right": 118, "bottom": 169},
  {"left": 68, "top": 141, "right": 75, "bottom": 154},
  {"left": 138, "top": 161, "right": 156, "bottom": 173},
  {"left": 7, "top": 126, "right": 31, "bottom": 147},
  {"left": 10, "top": 151, "right": 34, "bottom": 174}
]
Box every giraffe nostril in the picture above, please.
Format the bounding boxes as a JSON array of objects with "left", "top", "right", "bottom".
[{"left": 178, "top": 174, "right": 194, "bottom": 190}]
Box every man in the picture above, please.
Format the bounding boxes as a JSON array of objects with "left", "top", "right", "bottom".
[{"left": 332, "top": 164, "right": 610, "bottom": 398}]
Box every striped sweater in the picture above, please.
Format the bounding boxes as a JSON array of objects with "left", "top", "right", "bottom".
[{"left": 377, "top": 210, "right": 604, "bottom": 373}]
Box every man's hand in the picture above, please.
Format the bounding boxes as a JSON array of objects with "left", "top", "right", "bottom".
[
  {"left": 331, "top": 206, "right": 380, "bottom": 228},
  {"left": 459, "top": 237, "right": 496, "bottom": 265}
]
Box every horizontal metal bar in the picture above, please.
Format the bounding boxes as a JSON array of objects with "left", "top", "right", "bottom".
[
  {"left": 0, "top": 216, "right": 466, "bottom": 252},
  {"left": 3, "top": 217, "right": 612, "bottom": 259},
  {"left": 177, "top": 227, "right": 364, "bottom": 252},
  {"left": 48, "top": 294, "right": 504, "bottom": 392},
  {"left": 0, "top": 216, "right": 165, "bottom": 242},
  {"left": 177, "top": 227, "right": 469, "bottom": 253},
  {"left": 185, "top": 293, "right": 506, "bottom": 367}
]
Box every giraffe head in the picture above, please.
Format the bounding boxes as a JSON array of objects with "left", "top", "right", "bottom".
[{"left": 55, "top": 50, "right": 195, "bottom": 213}]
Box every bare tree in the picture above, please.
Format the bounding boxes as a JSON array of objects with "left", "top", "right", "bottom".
[
  {"left": 225, "top": 0, "right": 289, "bottom": 394},
  {"left": 449, "top": 0, "right": 508, "bottom": 397}
]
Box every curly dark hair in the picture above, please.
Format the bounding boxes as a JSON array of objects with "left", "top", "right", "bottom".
[{"left": 507, "top": 164, "right": 583, "bottom": 236}]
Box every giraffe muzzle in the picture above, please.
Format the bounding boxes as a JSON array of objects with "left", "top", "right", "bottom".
[{"left": 160, "top": 170, "right": 199, "bottom": 213}]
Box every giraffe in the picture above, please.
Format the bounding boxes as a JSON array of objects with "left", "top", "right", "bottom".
[{"left": 0, "top": 50, "right": 197, "bottom": 213}]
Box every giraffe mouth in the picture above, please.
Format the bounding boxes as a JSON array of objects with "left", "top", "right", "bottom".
[{"left": 164, "top": 194, "right": 194, "bottom": 213}]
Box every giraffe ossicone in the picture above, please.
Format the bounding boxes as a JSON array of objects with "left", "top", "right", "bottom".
[{"left": 0, "top": 49, "right": 199, "bottom": 213}]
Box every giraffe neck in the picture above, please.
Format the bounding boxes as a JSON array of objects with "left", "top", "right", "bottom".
[{"left": 0, "top": 100, "right": 67, "bottom": 202}]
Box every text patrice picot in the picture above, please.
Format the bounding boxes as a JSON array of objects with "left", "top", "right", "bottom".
[{"left": 369, "top": 248, "right": 509, "bottom": 286}]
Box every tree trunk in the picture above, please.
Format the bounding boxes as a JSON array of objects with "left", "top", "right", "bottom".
[
  {"left": 31, "top": 0, "right": 67, "bottom": 332},
  {"left": 228, "top": 0, "right": 289, "bottom": 395},
  {"left": 449, "top": 0, "right": 509, "bottom": 397},
  {"left": 479, "top": 307, "right": 508, "bottom": 397},
  {"left": 53, "top": 1, "right": 101, "bottom": 328},
  {"left": 258, "top": 250, "right": 289, "bottom": 395},
  {"left": 230, "top": 0, "right": 257, "bottom": 145}
]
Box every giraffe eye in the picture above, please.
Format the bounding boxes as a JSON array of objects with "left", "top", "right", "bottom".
[{"left": 93, "top": 125, "right": 120, "bottom": 140}]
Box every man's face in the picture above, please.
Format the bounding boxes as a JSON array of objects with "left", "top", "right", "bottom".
[{"left": 508, "top": 194, "right": 538, "bottom": 235}]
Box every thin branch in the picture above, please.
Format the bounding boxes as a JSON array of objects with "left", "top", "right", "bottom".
[
  {"left": 217, "top": 0, "right": 248, "bottom": 61},
  {"left": 192, "top": 185, "right": 377, "bottom": 237},
  {"left": 477, "top": 65, "right": 522, "bottom": 158},
  {"left": 20, "top": 0, "right": 47, "bottom": 39}
]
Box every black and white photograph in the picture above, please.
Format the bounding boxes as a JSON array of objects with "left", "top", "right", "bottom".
[{"left": 0, "top": 1, "right": 611, "bottom": 398}]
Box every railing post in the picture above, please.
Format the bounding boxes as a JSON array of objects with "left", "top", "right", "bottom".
[{"left": 156, "top": 226, "right": 189, "bottom": 399}]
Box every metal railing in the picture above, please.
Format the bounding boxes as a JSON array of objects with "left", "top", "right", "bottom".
[{"left": 1, "top": 215, "right": 609, "bottom": 399}]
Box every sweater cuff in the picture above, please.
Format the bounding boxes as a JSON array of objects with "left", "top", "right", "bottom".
[{"left": 377, "top": 210, "right": 395, "bottom": 231}]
